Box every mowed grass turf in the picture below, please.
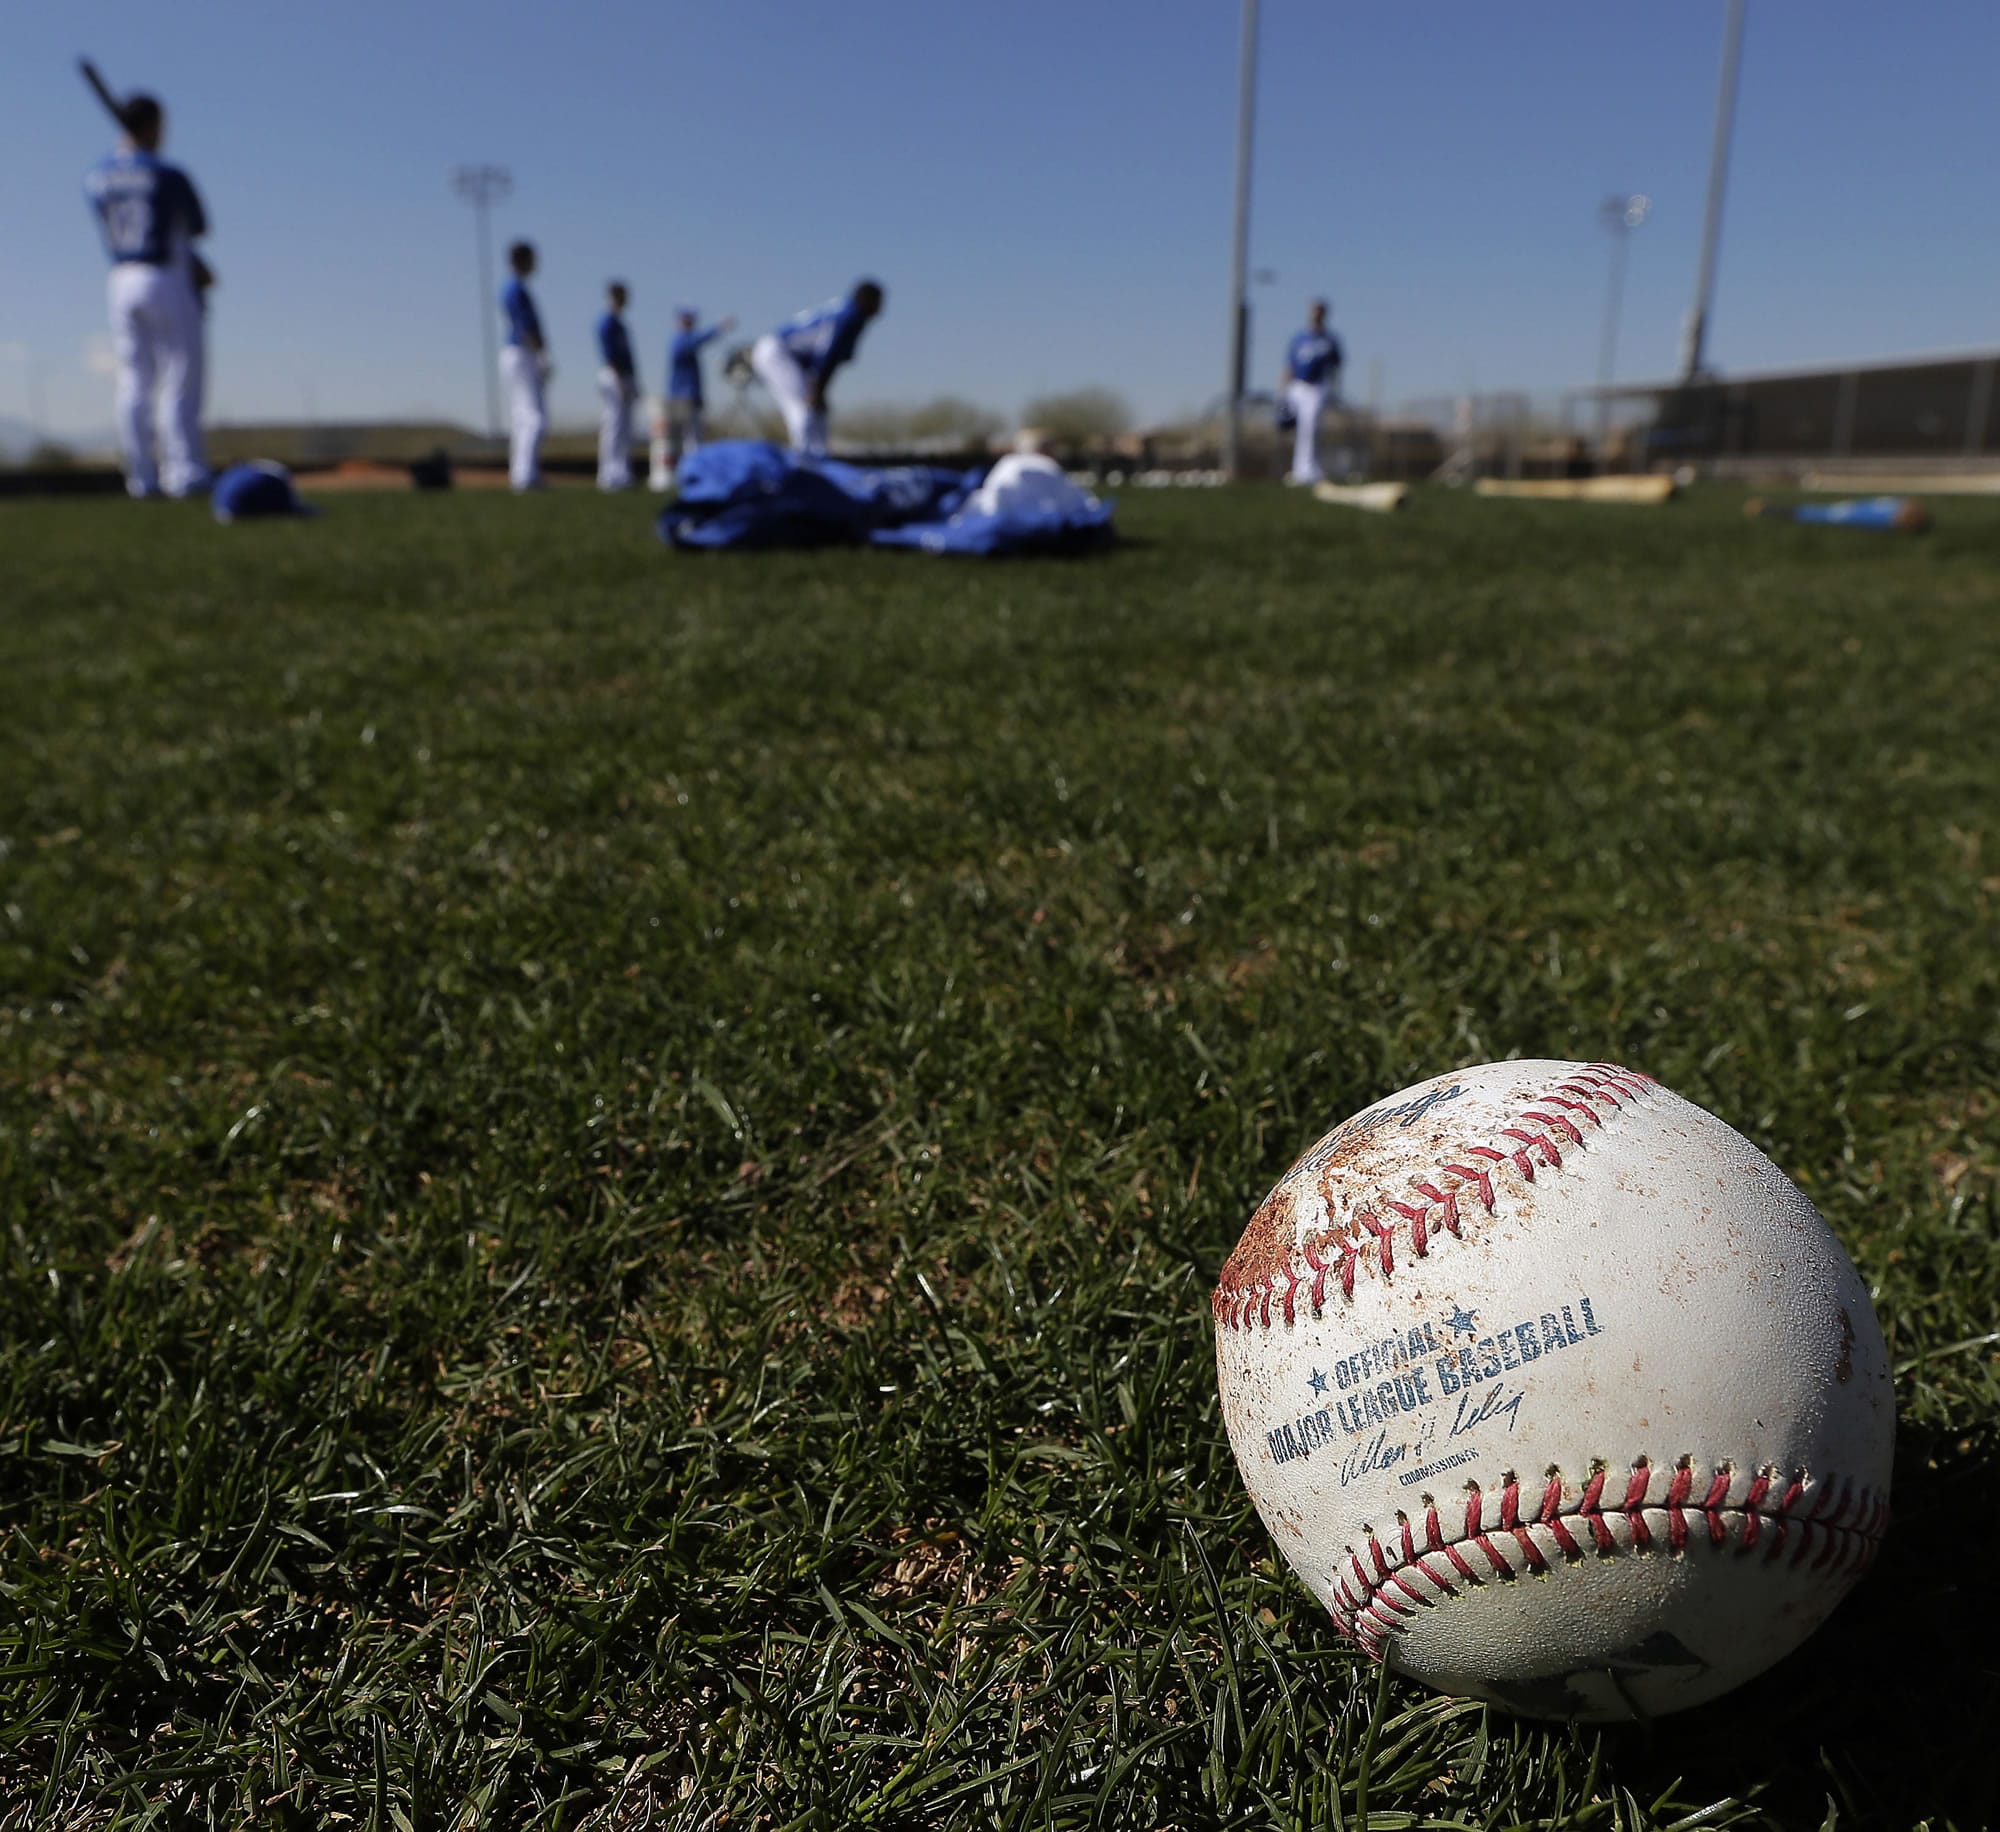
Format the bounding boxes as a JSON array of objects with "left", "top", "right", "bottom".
[{"left": 1, "top": 482, "right": 1996, "bottom": 1829}]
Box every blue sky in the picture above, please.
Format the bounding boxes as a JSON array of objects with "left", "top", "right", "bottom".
[{"left": 4, "top": 0, "right": 1996, "bottom": 439}]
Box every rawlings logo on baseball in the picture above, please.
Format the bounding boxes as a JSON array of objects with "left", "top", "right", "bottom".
[{"left": 1213, "top": 1060, "right": 1893, "bottom": 1721}]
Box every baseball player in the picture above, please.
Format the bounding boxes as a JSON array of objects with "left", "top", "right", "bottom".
[
  {"left": 749, "top": 280, "right": 885, "bottom": 456},
  {"left": 1280, "top": 299, "right": 1344, "bottom": 485},
  {"left": 650, "top": 307, "right": 736, "bottom": 487},
  {"left": 83, "top": 93, "right": 211, "bottom": 498},
  {"left": 595, "top": 281, "right": 638, "bottom": 490},
  {"left": 499, "top": 241, "right": 549, "bottom": 491}
]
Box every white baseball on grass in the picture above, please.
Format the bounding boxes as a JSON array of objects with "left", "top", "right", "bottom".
[{"left": 1213, "top": 1060, "right": 1892, "bottom": 1720}]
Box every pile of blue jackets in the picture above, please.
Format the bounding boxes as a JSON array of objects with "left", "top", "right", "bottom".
[{"left": 657, "top": 442, "right": 1114, "bottom": 556}]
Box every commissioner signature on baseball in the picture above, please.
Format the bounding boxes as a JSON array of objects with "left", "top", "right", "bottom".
[
  {"left": 1449, "top": 1380, "right": 1525, "bottom": 1439},
  {"left": 1328, "top": 1383, "right": 1525, "bottom": 1490}
]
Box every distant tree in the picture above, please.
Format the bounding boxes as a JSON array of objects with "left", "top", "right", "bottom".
[
  {"left": 706, "top": 401, "right": 784, "bottom": 443},
  {"left": 26, "top": 439, "right": 78, "bottom": 469},
  {"left": 1019, "top": 387, "right": 1133, "bottom": 445},
  {"left": 906, "top": 396, "right": 1004, "bottom": 443},
  {"left": 828, "top": 402, "right": 914, "bottom": 446},
  {"left": 832, "top": 397, "right": 1003, "bottom": 447}
]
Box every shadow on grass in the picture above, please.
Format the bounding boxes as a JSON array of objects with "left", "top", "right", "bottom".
[{"left": 1609, "top": 1418, "right": 2000, "bottom": 1827}]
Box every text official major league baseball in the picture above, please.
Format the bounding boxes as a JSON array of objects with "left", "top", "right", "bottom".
[{"left": 1213, "top": 1060, "right": 1893, "bottom": 1721}]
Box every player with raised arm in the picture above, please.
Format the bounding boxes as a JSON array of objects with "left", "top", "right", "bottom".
[
  {"left": 83, "top": 90, "right": 211, "bottom": 498},
  {"left": 595, "top": 281, "right": 638, "bottom": 490},
  {"left": 1281, "top": 299, "right": 1343, "bottom": 486},
  {"left": 651, "top": 306, "right": 736, "bottom": 487},
  {"left": 500, "top": 242, "right": 549, "bottom": 492},
  {"left": 750, "top": 280, "right": 885, "bottom": 456}
]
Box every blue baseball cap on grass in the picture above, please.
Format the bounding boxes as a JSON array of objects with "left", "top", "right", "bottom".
[{"left": 212, "top": 461, "right": 318, "bottom": 523}]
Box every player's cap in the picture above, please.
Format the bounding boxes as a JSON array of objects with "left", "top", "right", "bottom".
[
  {"left": 212, "top": 461, "right": 318, "bottom": 523},
  {"left": 675, "top": 304, "right": 696, "bottom": 316}
]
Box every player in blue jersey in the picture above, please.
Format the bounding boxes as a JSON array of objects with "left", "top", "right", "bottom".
[
  {"left": 1281, "top": 299, "right": 1345, "bottom": 485},
  {"left": 649, "top": 306, "right": 737, "bottom": 487},
  {"left": 83, "top": 94, "right": 212, "bottom": 498},
  {"left": 750, "top": 280, "right": 885, "bottom": 455},
  {"left": 499, "top": 242, "right": 549, "bottom": 491},
  {"left": 595, "top": 281, "right": 638, "bottom": 490}
]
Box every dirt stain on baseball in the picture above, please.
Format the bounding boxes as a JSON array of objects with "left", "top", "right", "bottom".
[{"left": 1221, "top": 1187, "right": 1295, "bottom": 1294}]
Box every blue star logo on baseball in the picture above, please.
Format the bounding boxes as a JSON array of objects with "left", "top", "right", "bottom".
[
  {"left": 1446, "top": 1305, "right": 1479, "bottom": 1337},
  {"left": 1307, "top": 1369, "right": 1329, "bottom": 1394}
]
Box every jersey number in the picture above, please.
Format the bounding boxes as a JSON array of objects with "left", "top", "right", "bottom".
[{"left": 105, "top": 197, "right": 150, "bottom": 250}]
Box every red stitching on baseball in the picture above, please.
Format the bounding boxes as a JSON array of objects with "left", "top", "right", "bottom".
[
  {"left": 1441, "top": 1163, "right": 1495, "bottom": 1211},
  {"left": 1336, "top": 1461, "right": 1885, "bottom": 1659},
  {"left": 1501, "top": 1126, "right": 1561, "bottom": 1169},
  {"left": 1362, "top": 1212, "right": 1395, "bottom": 1279},
  {"left": 1387, "top": 1197, "right": 1429, "bottom": 1257},
  {"left": 1529, "top": 1108, "right": 1586, "bottom": 1147},
  {"left": 1537, "top": 1473, "right": 1563, "bottom": 1522},
  {"left": 1217, "top": 1064, "right": 1661, "bottom": 1327},
  {"left": 1414, "top": 1554, "right": 1458, "bottom": 1597}
]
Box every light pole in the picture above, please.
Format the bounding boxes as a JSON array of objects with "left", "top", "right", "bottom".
[
  {"left": 1681, "top": 0, "right": 1747, "bottom": 380},
  {"left": 1222, "top": 0, "right": 1260, "bottom": 480},
  {"left": 451, "top": 164, "right": 513, "bottom": 445},
  {"left": 1597, "top": 193, "right": 1650, "bottom": 464}
]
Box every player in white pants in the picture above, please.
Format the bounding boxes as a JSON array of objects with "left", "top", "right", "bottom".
[
  {"left": 1281, "top": 299, "right": 1344, "bottom": 485},
  {"left": 595, "top": 281, "right": 638, "bottom": 490},
  {"left": 499, "top": 241, "right": 549, "bottom": 491},
  {"left": 83, "top": 93, "right": 211, "bottom": 498},
  {"left": 750, "top": 281, "right": 885, "bottom": 457}
]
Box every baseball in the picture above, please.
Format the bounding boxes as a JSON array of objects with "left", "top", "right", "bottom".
[{"left": 1213, "top": 1060, "right": 1893, "bottom": 1720}]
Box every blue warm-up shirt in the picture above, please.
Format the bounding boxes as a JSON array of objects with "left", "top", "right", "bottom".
[
  {"left": 501, "top": 277, "right": 544, "bottom": 349},
  {"left": 597, "top": 311, "right": 635, "bottom": 380},
  {"left": 1287, "top": 329, "right": 1343, "bottom": 387},
  {"left": 775, "top": 297, "right": 870, "bottom": 385},
  {"left": 84, "top": 151, "right": 206, "bottom": 266},
  {"left": 668, "top": 325, "right": 723, "bottom": 403}
]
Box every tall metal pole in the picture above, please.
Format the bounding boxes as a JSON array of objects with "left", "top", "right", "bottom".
[
  {"left": 1680, "top": 0, "right": 1746, "bottom": 380},
  {"left": 1222, "top": 0, "right": 1260, "bottom": 480},
  {"left": 452, "top": 165, "right": 513, "bottom": 444},
  {"left": 1597, "top": 194, "right": 1649, "bottom": 464}
]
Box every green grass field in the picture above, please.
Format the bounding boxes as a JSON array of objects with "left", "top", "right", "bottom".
[{"left": 2, "top": 484, "right": 1996, "bottom": 1829}]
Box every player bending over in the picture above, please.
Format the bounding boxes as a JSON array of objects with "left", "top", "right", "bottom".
[
  {"left": 750, "top": 280, "right": 885, "bottom": 456},
  {"left": 84, "top": 93, "right": 211, "bottom": 498},
  {"left": 1281, "top": 299, "right": 1343, "bottom": 486},
  {"left": 499, "top": 241, "right": 549, "bottom": 491},
  {"left": 651, "top": 306, "right": 735, "bottom": 488},
  {"left": 596, "top": 281, "right": 638, "bottom": 491}
]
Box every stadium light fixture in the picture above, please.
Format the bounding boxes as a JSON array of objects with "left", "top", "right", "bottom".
[{"left": 1597, "top": 192, "right": 1650, "bottom": 464}]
